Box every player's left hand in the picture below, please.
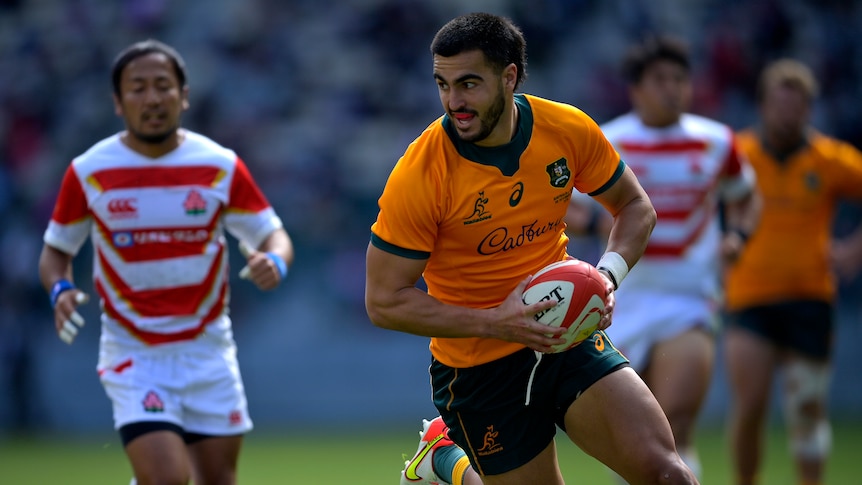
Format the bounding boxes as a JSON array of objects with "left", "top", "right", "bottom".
[
  {"left": 238, "top": 242, "right": 285, "bottom": 291},
  {"left": 720, "top": 231, "right": 747, "bottom": 264},
  {"left": 596, "top": 270, "right": 616, "bottom": 330}
]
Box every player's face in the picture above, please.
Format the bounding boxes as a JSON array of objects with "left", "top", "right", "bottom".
[
  {"left": 113, "top": 52, "right": 189, "bottom": 146},
  {"left": 760, "top": 83, "right": 810, "bottom": 141},
  {"left": 433, "top": 50, "right": 516, "bottom": 146},
  {"left": 630, "top": 60, "right": 691, "bottom": 127}
]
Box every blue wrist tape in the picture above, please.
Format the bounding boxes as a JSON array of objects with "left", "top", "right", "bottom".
[
  {"left": 50, "top": 279, "right": 75, "bottom": 307},
  {"left": 266, "top": 252, "right": 288, "bottom": 279}
]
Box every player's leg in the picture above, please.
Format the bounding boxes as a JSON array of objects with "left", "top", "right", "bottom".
[
  {"left": 181, "top": 340, "right": 253, "bottom": 485},
  {"left": 724, "top": 322, "right": 779, "bottom": 485},
  {"left": 100, "top": 348, "right": 193, "bottom": 485},
  {"left": 642, "top": 327, "right": 715, "bottom": 478},
  {"left": 477, "top": 440, "right": 564, "bottom": 485},
  {"left": 782, "top": 356, "right": 831, "bottom": 485},
  {"left": 122, "top": 423, "right": 193, "bottom": 484},
  {"left": 564, "top": 366, "right": 698, "bottom": 484},
  {"left": 777, "top": 300, "right": 834, "bottom": 485},
  {"left": 186, "top": 434, "right": 244, "bottom": 485},
  {"left": 400, "top": 416, "right": 479, "bottom": 485},
  {"left": 430, "top": 348, "right": 570, "bottom": 485}
]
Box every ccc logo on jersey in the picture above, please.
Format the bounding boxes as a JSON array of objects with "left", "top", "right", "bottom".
[{"left": 107, "top": 198, "right": 138, "bottom": 219}]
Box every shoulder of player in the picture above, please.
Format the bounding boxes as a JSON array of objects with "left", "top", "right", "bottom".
[
  {"left": 523, "top": 94, "right": 595, "bottom": 128},
  {"left": 677, "top": 113, "right": 735, "bottom": 141},
  {"left": 599, "top": 112, "right": 639, "bottom": 139},
  {"left": 70, "top": 132, "right": 128, "bottom": 172},
  {"left": 179, "top": 130, "right": 238, "bottom": 162},
  {"left": 396, "top": 116, "right": 453, "bottom": 173},
  {"left": 806, "top": 129, "right": 861, "bottom": 160}
]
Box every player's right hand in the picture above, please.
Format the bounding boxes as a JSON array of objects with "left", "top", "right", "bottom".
[
  {"left": 489, "top": 275, "right": 567, "bottom": 353},
  {"left": 54, "top": 291, "right": 89, "bottom": 345},
  {"left": 595, "top": 270, "right": 616, "bottom": 331}
]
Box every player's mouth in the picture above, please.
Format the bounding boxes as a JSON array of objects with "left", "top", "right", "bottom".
[
  {"left": 451, "top": 111, "right": 476, "bottom": 127},
  {"left": 142, "top": 112, "right": 167, "bottom": 127}
]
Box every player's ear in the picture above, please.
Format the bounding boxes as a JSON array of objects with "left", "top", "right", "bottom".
[
  {"left": 112, "top": 93, "right": 123, "bottom": 117},
  {"left": 181, "top": 85, "right": 190, "bottom": 111},
  {"left": 503, "top": 63, "right": 517, "bottom": 91}
]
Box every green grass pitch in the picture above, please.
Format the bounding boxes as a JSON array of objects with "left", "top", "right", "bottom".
[{"left": 1, "top": 421, "right": 860, "bottom": 484}]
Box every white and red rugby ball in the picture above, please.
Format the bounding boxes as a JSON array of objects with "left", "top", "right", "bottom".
[{"left": 522, "top": 259, "right": 607, "bottom": 352}]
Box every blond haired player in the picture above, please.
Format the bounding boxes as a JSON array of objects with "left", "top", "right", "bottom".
[
  {"left": 724, "top": 59, "right": 862, "bottom": 485},
  {"left": 38, "top": 40, "right": 293, "bottom": 485},
  {"left": 365, "top": 13, "right": 698, "bottom": 485}
]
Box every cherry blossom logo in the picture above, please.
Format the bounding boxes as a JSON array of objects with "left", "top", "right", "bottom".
[
  {"left": 183, "top": 189, "right": 207, "bottom": 216},
  {"left": 142, "top": 390, "right": 165, "bottom": 413}
]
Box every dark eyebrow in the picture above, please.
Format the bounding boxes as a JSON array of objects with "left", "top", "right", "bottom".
[{"left": 434, "top": 73, "right": 484, "bottom": 85}]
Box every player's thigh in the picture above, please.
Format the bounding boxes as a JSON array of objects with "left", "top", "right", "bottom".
[
  {"left": 724, "top": 325, "right": 778, "bottom": 406},
  {"left": 125, "top": 429, "right": 191, "bottom": 484},
  {"left": 643, "top": 328, "right": 714, "bottom": 417},
  {"left": 181, "top": 340, "right": 253, "bottom": 437},
  {"left": 187, "top": 434, "right": 243, "bottom": 485},
  {"left": 564, "top": 367, "right": 678, "bottom": 480},
  {"left": 480, "top": 440, "right": 563, "bottom": 485}
]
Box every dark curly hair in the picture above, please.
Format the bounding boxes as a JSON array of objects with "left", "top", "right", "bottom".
[{"left": 431, "top": 12, "right": 528, "bottom": 90}]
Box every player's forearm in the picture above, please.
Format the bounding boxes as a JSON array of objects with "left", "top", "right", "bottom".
[
  {"left": 603, "top": 195, "right": 656, "bottom": 270},
  {"left": 257, "top": 228, "right": 294, "bottom": 268},
  {"left": 38, "top": 244, "right": 75, "bottom": 293},
  {"left": 366, "top": 286, "right": 493, "bottom": 339},
  {"left": 724, "top": 190, "right": 761, "bottom": 239}
]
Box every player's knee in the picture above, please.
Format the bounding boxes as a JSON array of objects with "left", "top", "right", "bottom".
[
  {"left": 627, "top": 453, "right": 697, "bottom": 485},
  {"left": 783, "top": 360, "right": 831, "bottom": 459},
  {"left": 651, "top": 458, "right": 697, "bottom": 484},
  {"left": 132, "top": 470, "right": 190, "bottom": 485},
  {"left": 790, "top": 420, "right": 832, "bottom": 459}
]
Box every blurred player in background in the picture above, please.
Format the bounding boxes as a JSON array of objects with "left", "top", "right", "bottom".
[
  {"left": 723, "top": 59, "right": 862, "bottom": 485},
  {"left": 365, "top": 13, "right": 698, "bottom": 485},
  {"left": 568, "top": 35, "right": 760, "bottom": 483},
  {"left": 38, "top": 39, "right": 293, "bottom": 485}
]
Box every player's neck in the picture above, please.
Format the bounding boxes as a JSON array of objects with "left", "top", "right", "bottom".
[
  {"left": 122, "top": 129, "right": 185, "bottom": 159},
  {"left": 476, "top": 101, "right": 519, "bottom": 148}
]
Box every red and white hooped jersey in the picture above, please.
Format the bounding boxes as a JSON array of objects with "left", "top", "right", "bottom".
[
  {"left": 600, "top": 112, "right": 755, "bottom": 298},
  {"left": 43, "top": 130, "right": 283, "bottom": 347}
]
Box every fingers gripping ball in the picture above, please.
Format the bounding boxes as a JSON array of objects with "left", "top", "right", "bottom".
[{"left": 522, "top": 259, "right": 606, "bottom": 352}]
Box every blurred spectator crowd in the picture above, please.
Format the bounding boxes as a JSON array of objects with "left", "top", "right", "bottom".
[{"left": 1, "top": 0, "right": 861, "bottom": 431}]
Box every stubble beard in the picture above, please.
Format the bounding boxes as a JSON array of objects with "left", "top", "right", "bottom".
[{"left": 458, "top": 86, "right": 505, "bottom": 144}]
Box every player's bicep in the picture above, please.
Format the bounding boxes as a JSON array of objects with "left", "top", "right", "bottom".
[
  {"left": 365, "top": 243, "right": 428, "bottom": 322},
  {"left": 365, "top": 243, "right": 427, "bottom": 293}
]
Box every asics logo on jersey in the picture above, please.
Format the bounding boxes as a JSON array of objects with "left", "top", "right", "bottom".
[
  {"left": 403, "top": 433, "right": 446, "bottom": 480},
  {"left": 107, "top": 198, "right": 138, "bottom": 219}
]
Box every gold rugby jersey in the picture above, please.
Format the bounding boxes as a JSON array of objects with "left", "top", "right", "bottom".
[
  {"left": 725, "top": 128, "right": 862, "bottom": 310},
  {"left": 371, "top": 94, "right": 624, "bottom": 367}
]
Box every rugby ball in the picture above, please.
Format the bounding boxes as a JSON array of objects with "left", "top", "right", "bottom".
[{"left": 522, "top": 259, "right": 607, "bottom": 352}]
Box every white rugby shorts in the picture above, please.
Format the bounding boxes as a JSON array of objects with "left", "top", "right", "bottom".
[
  {"left": 98, "top": 335, "right": 253, "bottom": 436},
  {"left": 607, "top": 289, "right": 718, "bottom": 373}
]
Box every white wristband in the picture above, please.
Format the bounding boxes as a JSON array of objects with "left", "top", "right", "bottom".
[{"left": 597, "top": 251, "right": 628, "bottom": 290}]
